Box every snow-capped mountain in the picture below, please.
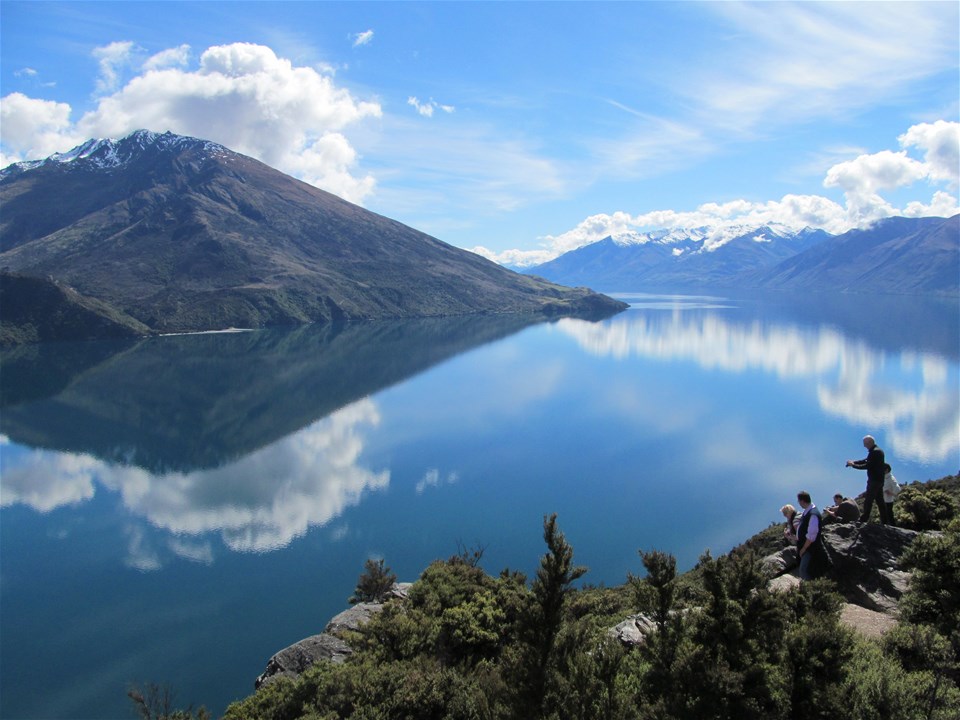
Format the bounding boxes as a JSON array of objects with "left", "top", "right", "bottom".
[
  {"left": 527, "top": 224, "right": 833, "bottom": 291},
  {"left": 1, "top": 130, "right": 229, "bottom": 178},
  {"left": 526, "top": 216, "right": 959, "bottom": 295}
]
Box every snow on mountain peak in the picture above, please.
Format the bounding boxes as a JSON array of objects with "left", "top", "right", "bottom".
[{"left": 0, "top": 130, "right": 228, "bottom": 178}]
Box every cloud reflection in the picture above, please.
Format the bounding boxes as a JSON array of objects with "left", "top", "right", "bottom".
[
  {"left": 0, "top": 399, "right": 389, "bottom": 563},
  {"left": 556, "top": 309, "right": 959, "bottom": 464}
]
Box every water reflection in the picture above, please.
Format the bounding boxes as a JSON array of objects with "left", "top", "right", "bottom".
[
  {"left": 0, "top": 315, "right": 540, "bottom": 472},
  {"left": 556, "top": 296, "right": 959, "bottom": 464},
  {"left": 2, "top": 398, "right": 387, "bottom": 564}
]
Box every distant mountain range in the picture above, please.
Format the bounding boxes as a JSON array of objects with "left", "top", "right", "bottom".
[
  {"left": 0, "top": 130, "right": 625, "bottom": 344},
  {"left": 526, "top": 217, "right": 959, "bottom": 295}
]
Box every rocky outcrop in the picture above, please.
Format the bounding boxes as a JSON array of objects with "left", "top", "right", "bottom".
[
  {"left": 254, "top": 583, "right": 412, "bottom": 689},
  {"left": 255, "top": 633, "right": 354, "bottom": 688},
  {"left": 818, "top": 522, "right": 922, "bottom": 613},
  {"left": 610, "top": 522, "right": 924, "bottom": 648}
]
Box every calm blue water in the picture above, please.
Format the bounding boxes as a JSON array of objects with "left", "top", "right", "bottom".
[{"left": 2, "top": 292, "right": 958, "bottom": 719}]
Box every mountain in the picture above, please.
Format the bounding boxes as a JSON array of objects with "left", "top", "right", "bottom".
[
  {"left": 756, "top": 215, "right": 959, "bottom": 295},
  {"left": 0, "top": 130, "right": 625, "bottom": 342},
  {"left": 527, "top": 224, "right": 831, "bottom": 291},
  {"left": 527, "top": 217, "right": 958, "bottom": 295}
]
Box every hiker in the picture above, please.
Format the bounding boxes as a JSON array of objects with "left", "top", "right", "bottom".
[
  {"left": 781, "top": 503, "right": 800, "bottom": 543},
  {"left": 882, "top": 463, "right": 900, "bottom": 527},
  {"left": 846, "top": 435, "right": 892, "bottom": 524},
  {"left": 796, "top": 491, "right": 826, "bottom": 581},
  {"left": 824, "top": 493, "right": 859, "bottom": 524}
]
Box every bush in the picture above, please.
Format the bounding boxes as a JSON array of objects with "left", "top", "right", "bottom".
[
  {"left": 895, "top": 487, "right": 957, "bottom": 531},
  {"left": 350, "top": 558, "right": 397, "bottom": 604}
]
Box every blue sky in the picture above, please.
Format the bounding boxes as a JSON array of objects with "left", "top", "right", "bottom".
[{"left": 2, "top": 1, "right": 958, "bottom": 265}]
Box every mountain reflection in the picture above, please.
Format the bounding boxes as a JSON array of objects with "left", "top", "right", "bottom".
[
  {"left": 1, "top": 398, "right": 387, "bottom": 558},
  {"left": 0, "top": 314, "right": 540, "bottom": 472},
  {"left": 0, "top": 314, "right": 549, "bottom": 562},
  {"left": 555, "top": 297, "right": 959, "bottom": 464}
]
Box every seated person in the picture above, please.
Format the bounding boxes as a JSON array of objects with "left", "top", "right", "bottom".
[{"left": 824, "top": 493, "right": 859, "bottom": 523}]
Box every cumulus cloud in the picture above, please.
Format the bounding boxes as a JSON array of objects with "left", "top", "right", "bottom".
[
  {"left": 0, "top": 42, "right": 382, "bottom": 203},
  {"left": 0, "top": 92, "right": 85, "bottom": 165},
  {"left": 353, "top": 30, "right": 374, "bottom": 47},
  {"left": 899, "top": 120, "right": 960, "bottom": 186},
  {"left": 407, "top": 96, "right": 455, "bottom": 118},
  {"left": 14, "top": 67, "right": 37, "bottom": 77}
]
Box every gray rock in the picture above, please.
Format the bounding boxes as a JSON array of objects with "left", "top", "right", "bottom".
[
  {"left": 255, "top": 633, "right": 353, "bottom": 689},
  {"left": 767, "top": 573, "right": 801, "bottom": 593},
  {"left": 325, "top": 602, "right": 385, "bottom": 635},
  {"left": 608, "top": 614, "right": 657, "bottom": 646},
  {"left": 820, "top": 522, "right": 921, "bottom": 613},
  {"left": 761, "top": 546, "right": 799, "bottom": 579}
]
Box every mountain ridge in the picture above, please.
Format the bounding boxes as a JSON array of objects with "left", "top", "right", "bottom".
[
  {"left": 0, "top": 131, "right": 626, "bottom": 343},
  {"left": 526, "top": 217, "right": 958, "bottom": 295}
]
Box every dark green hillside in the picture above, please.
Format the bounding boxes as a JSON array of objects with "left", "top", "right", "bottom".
[{"left": 0, "top": 271, "right": 150, "bottom": 346}]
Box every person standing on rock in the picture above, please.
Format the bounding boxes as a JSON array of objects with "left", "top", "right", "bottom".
[
  {"left": 846, "top": 435, "right": 891, "bottom": 525},
  {"left": 796, "top": 491, "right": 825, "bottom": 581}
]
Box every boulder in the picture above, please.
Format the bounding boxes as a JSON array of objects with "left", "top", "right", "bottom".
[
  {"left": 255, "top": 633, "right": 353, "bottom": 688},
  {"left": 608, "top": 614, "right": 658, "bottom": 646},
  {"left": 820, "top": 522, "right": 921, "bottom": 613},
  {"left": 761, "top": 546, "right": 798, "bottom": 579},
  {"left": 767, "top": 573, "right": 801, "bottom": 594}
]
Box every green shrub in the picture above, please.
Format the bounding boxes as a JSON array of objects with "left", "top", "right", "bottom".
[{"left": 896, "top": 487, "right": 957, "bottom": 531}]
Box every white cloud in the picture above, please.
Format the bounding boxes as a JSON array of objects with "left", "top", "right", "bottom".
[
  {"left": 407, "top": 96, "right": 456, "bottom": 118},
  {"left": 92, "top": 40, "right": 135, "bottom": 95},
  {"left": 696, "top": 3, "right": 958, "bottom": 133},
  {"left": 899, "top": 120, "right": 960, "bottom": 186},
  {"left": 143, "top": 44, "right": 190, "bottom": 71},
  {"left": 903, "top": 190, "right": 960, "bottom": 219},
  {"left": 0, "top": 92, "right": 84, "bottom": 165},
  {"left": 353, "top": 30, "right": 374, "bottom": 48},
  {"left": 0, "top": 42, "right": 382, "bottom": 203},
  {"left": 14, "top": 67, "right": 37, "bottom": 77}
]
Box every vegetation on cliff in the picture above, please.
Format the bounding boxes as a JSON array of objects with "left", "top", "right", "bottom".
[
  {"left": 129, "top": 477, "right": 957, "bottom": 718},
  {"left": 215, "top": 477, "right": 959, "bottom": 720}
]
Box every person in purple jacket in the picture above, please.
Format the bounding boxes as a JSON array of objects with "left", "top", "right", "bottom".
[{"left": 846, "top": 434, "right": 891, "bottom": 525}]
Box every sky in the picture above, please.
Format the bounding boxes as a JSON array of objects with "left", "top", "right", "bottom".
[{"left": 1, "top": 1, "right": 958, "bottom": 267}]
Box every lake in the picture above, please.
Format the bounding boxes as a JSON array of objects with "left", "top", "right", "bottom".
[{"left": 1, "top": 291, "right": 957, "bottom": 719}]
